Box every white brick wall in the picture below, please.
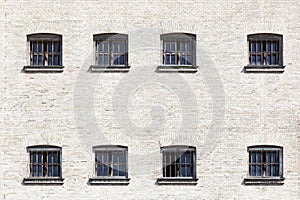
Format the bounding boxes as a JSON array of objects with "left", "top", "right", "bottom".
[{"left": 1, "top": 0, "right": 299, "bottom": 199}]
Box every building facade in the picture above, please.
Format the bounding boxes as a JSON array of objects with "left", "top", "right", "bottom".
[{"left": 1, "top": 0, "right": 299, "bottom": 199}]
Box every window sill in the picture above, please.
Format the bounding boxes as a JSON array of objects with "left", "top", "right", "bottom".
[
  {"left": 243, "top": 177, "right": 285, "bottom": 186},
  {"left": 156, "top": 65, "right": 198, "bottom": 73},
  {"left": 22, "top": 177, "right": 64, "bottom": 185},
  {"left": 88, "top": 65, "right": 130, "bottom": 73},
  {"left": 22, "top": 65, "right": 64, "bottom": 73},
  {"left": 88, "top": 177, "right": 130, "bottom": 185},
  {"left": 243, "top": 65, "right": 285, "bottom": 73},
  {"left": 156, "top": 177, "right": 198, "bottom": 185}
]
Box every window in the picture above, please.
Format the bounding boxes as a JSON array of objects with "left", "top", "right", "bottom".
[
  {"left": 88, "top": 145, "right": 129, "bottom": 185},
  {"left": 244, "top": 145, "right": 284, "bottom": 185},
  {"left": 89, "top": 33, "right": 129, "bottom": 72},
  {"left": 23, "top": 145, "right": 63, "bottom": 185},
  {"left": 23, "top": 33, "right": 63, "bottom": 73},
  {"left": 157, "top": 146, "right": 197, "bottom": 185},
  {"left": 244, "top": 33, "right": 284, "bottom": 73},
  {"left": 157, "top": 33, "right": 197, "bottom": 72}
]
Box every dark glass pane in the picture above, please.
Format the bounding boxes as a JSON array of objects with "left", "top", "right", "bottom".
[
  {"left": 53, "top": 152, "right": 58, "bottom": 163},
  {"left": 267, "top": 55, "right": 271, "bottom": 65},
  {"left": 186, "top": 43, "right": 191, "bottom": 52},
  {"left": 113, "top": 55, "right": 119, "bottom": 65},
  {"left": 53, "top": 165, "right": 58, "bottom": 176},
  {"left": 98, "top": 54, "right": 103, "bottom": 65},
  {"left": 272, "top": 165, "right": 277, "bottom": 176},
  {"left": 119, "top": 42, "right": 124, "bottom": 52},
  {"left": 33, "top": 42, "right": 37, "bottom": 52},
  {"left": 38, "top": 153, "right": 42, "bottom": 164},
  {"left": 97, "top": 164, "right": 102, "bottom": 176},
  {"left": 271, "top": 55, "right": 277, "bottom": 65},
  {"left": 119, "top": 55, "right": 125, "bottom": 65},
  {"left": 251, "top": 56, "right": 256, "bottom": 65},
  {"left": 165, "top": 55, "right": 170, "bottom": 64},
  {"left": 38, "top": 55, "right": 43, "bottom": 65},
  {"left": 186, "top": 55, "right": 191, "bottom": 65},
  {"left": 257, "top": 42, "right": 261, "bottom": 52},
  {"left": 48, "top": 42, "right": 52, "bottom": 52},
  {"left": 38, "top": 43, "right": 43, "bottom": 52},
  {"left": 251, "top": 152, "right": 256, "bottom": 163},
  {"left": 266, "top": 165, "right": 271, "bottom": 176},
  {"left": 103, "top": 164, "right": 109, "bottom": 176},
  {"left": 48, "top": 55, "right": 52, "bottom": 65},
  {"left": 171, "top": 55, "right": 176, "bottom": 64},
  {"left": 165, "top": 152, "right": 170, "bottom": 164},
  {"left": 185, "top": 152, "right": 191, "bottom": 163},
  {"left": 186, "top": 166, "right": 191, "bottom": 177},
  {"left": 119, "top": 165, "right": 125, "bottom": 176},
  {"left": 257, "top": 55, "right": 261, "bottom": 65},
  {"left": 102, "top": 152, "right": 108, "bottom": 163},
  {"left": 48, "top": 166, "right": 52, "bottom": 177},
  {"left": 180, "top": 56, "right": 185, "bottom": 65},
  {"left": 104, "top": 55, "right": 109, "bottom": 65},
  {"left": 32, "top": 152, "right": 37, "bottom": 163},
  {"left": 251, "top": 42, "right": 256, "bottom": 52},
  {"left": 33, "top": 55, "right": 37, "bottom": 65},
  {"left": 256, "top": 152, "right": 261, "bottom": 163},
  {"left": 271, "top": 152, "right": 277, "bottom": 163},
  {"left": 54, "top": 55, "right": 58, "bottom": 65},
  {"left": 113, "top": 165, "right": 118, "bottom": 176},
  {"left": 272, "top": 42, "right": 278, "bottom": 51},
  {"left": 48, "top": 152, "right": 52, "bottom": 163},
  {"left": 257, "top": 165, "right": 261, "bottom": 176},
  {"left": 32, "top": 165, "right": 37, "bottom": 177},
  {"left": 97, "top": 42, "right": 102, "bottom": 52},
  {"left": 266, "top": 42, "right": 271, "bottom": 51},
  {"left": 267, "top": 152, "right": 271, "bottom": 163},
  {"left": 181, "top": 165, "right": 186, "bottom": 177},
  {"left": 38, "top": 165, "right": 43, "bottom": 176},
  {"left": 54, "top": 42, "right": 59, "bottom": 52}
]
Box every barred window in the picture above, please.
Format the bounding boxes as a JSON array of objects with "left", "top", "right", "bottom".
[
  {"left": 248, "top": 145, "right": 283, "bottom": 178},
  {"left": 94, "top": 33, "right": 128, "bottom": 66},
  {"left": 161, "top": 33, "right": 196, "bottom": 66},
  {"left": 28, "top": 33, "right": 62, "bottom": 66},
  {"left": 93, "top": 145, "right": 128, "bottom": 177},
  {"left": 27, "top": 145, "right": 62, "bottom": 178},
  {"left": 248, "top": 33, "right": 283, "bottom": 66},
  {"left": 161, "top": 146, "right": 196, "bottom": 178}
]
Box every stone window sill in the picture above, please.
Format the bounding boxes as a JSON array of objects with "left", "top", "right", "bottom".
[
  {"left": 156, "top": 177, "right": 198, "bottom": 185},
  {"left": 22, "top": 177, "right": 64, "bottom": 185},
  {"left": 243, "top": 177, "right": 285, "bottom": 186},
  {"left": 156, "top": 65, "right": 198, "bottom": 73},
  {"left": 22, "top": 65, "right": 64, "bottom": 73},
  {"left": 88, "top": 65, "right": 130, "bottom": 73},
  {"left": 243, "top": 65, "right": 285, "bottom": 73},
  {"left": 88, "top": 177, "right": 130, "bottom": 185}
]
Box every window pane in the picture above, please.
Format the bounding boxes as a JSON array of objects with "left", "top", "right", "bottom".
[
  {"left": 119, "top": 42, "right": 124, "bottom": 52},
  {"left": 119, "top": 165, "right": 125, "bottom": 176},
  {"left": 119, "top": 54, "right": 125, "bottom": 65},
  {"left": 256, "top": 165, "right": 261, "bottom": 176},
  {"left": 48, "top": 55, "right": 52, "bottom": 65},
  {"left": 48, "top": 42, "right": 52, "bottom": 52},
  {"left": 33, "top": 42, "right": 37, "bottom": 52},
  {"left": 256, "top": 152, "right": 261, "bottom": 163},
  {"left": 33, "top": 165, "right": 37, "bottom": 177},
  {"left": 48, "top": 166, "right": 52, "bottom": 177},
  {"left": 104, "top": 55, "right": 109, "bottom": 65},
  {"left": 272, "top": 55, "right": 277, "bottom": 65},
  {"left": 267, "top": 55, "right": 271, "bottom": 65},
  {"left": 113, "top": 54, "right": 119, "bottom": 65},
  {"left": 97, "top": 164, "right": 102, "bottom": 176},
  {"left": 103, "top": 43, "right": 109, "bottom": 52},
  {"left": 38, "top": 55, "right": 43, "bottom": 65},
  {"left": 165, "top": 43, "right": 170, "bottom": 52},
  {"left": 54, "top": 42, "right": 59, "bottom": 52},
  {"left": 48, "top": 152, "right": 52, "bottom": 163},
  {"left": 113, "top": 42, "right": 119, "bottom": 52},
  {"left": 53, "top": 165, "right": 58, "bottom": 176},
  {"left": 266, "top": 165, "right": 271, "bottom": 176},
  {"left": 257, "top": 42, "right": 261, "bottom": 52},
  {"left": 272, "top": 42, "right": 278, "bottom": 51},
  {"left": 54, "top": 55, "right": 58, "bottom": 65},
  {"left": 251, "top": 42, "right": 256, "bottom": 52},
  {"left": 251, "top": 56, "right": 256, "bottom": 65},
  {"left": 251, "top": 152, "right": 256, "bottom": 163},
  {"left": 38, "top": 165, "right": 43, "bottom": 176},
  {"left": 103, "top": 164, "right": 109, "bottom": 176},
  {"left": 257, "top": 55, "right": 261, "bottom": 65},
  {"left": 38, "top": 43, "right": 43, "bottom": 52},
  {"left": 266, "top": 42, "right": 271, "bottom": 51},
  {"left": 251, "top": 165, "right": 256, "bottom": 176},
  {"left": 170, "top": 43, "right": 176, "bottom": 52},
  {"left": 171, "top": 55, "right": 176, "bottom": 64}
]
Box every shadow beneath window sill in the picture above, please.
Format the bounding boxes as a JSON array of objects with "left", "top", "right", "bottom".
[
  {"left": 156, "top": 178, "right": 198, "bottom": 185},
  {"left": 242, "top": 65, "right": 285, "bottom": 73},
  {"left": 22, "top": 65, "right": 64, "bottom": 73},
  {"left": 88, "top": 177, "right": 130, "bottom": 186},
  {"left": 242, "top": 177, "right": 285, "bottom": 186},
  {"left": 88, "top": 65, "right": 130, "bottom": 73},
  {"left": 22, "top": 177, "right": 64, "bottom": 185},
  {"left": 155, "top": 65, "right": 198, "bottom": 73}
]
